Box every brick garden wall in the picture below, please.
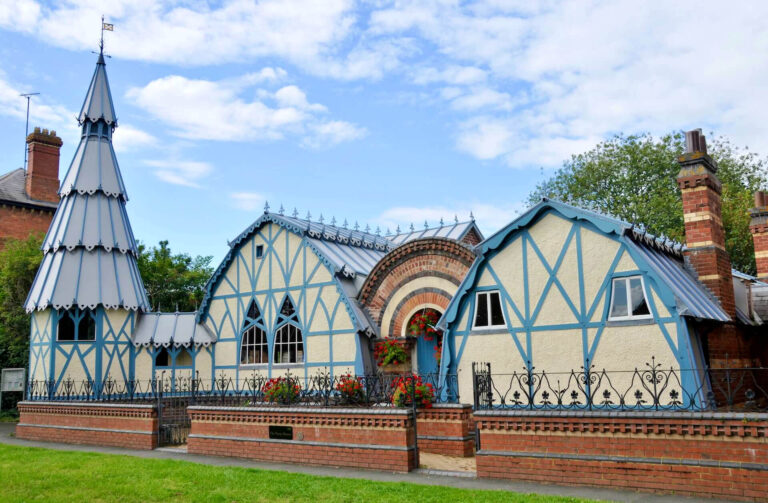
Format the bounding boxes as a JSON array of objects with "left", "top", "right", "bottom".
[
  {"left": 16, "top": 401, "right": 158, "bottom": 450},
  {"left": 474, "top": 410, "right": 768, "bottom": 502},
  {"left": 187, "top": 406, "right": 417, "bottom": 472},
  {"left": 417, "top": 404, "right": 474, "bottom": 457}
]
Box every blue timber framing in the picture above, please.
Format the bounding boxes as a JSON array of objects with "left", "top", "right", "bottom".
[{"left": 437, "top": 201, "right": 714, "bottom": 403}]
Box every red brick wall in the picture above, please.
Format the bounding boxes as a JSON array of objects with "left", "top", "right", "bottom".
[
  {"left": 0, "top": 204, "right": 53, "bottom": 248},
  {"left": 16, "top": 401, "right": 158, "bottom": 450},
  {"left": 417, "top": 404, "right": 474, "bottom": 457},
  {"left": 187, "top": 406, "right": 417, "bottom": 472},
  {"left": 475, "top": 410, "right": 768, "bottom": 501}
]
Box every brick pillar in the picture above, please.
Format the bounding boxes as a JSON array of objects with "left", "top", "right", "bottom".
[
  {"left": 750, "top": 190, "right": 768, "bottom": 281},
  {"left": 676, "top": 129, "right": 735, "bottom": 318},
  {"left": 25, "top": 127, "right": 62, "bottom": 203}
]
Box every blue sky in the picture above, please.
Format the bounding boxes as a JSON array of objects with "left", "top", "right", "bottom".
[{"left": 1, "top": 1, "right": 767, "bottom": 262}]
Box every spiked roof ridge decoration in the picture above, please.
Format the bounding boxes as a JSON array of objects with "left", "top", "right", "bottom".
[{"left": 25, "top": 51, "right": 149, "bottom": 313}]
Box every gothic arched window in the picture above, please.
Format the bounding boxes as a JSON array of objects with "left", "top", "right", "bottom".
[
  {"left": 273, "top": 297, "right": 304, "bottom": 364},
  {"left": 240, "top": 300, "right": 268, "bottom": 365},
  {"left": 57, "top": 308, "right": 96, "bottom": 341}
]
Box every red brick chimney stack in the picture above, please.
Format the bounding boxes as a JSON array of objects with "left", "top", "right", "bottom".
[
  {"left": 676, "top": 129, "right": 736, "bottom": 318},
  {"left": 25, "top": 127, "right": 62, "bottom": 204},
  {"left": 750, "top": 190, "right": 768, "bottom": 281}
]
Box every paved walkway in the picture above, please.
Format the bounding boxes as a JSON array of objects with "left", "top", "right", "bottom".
[{"left": 0, "top": 423, "right": 734, "bottom": 503}]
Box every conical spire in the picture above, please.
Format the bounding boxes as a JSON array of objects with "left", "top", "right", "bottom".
[
  {"left": 26, "top": 53, "right": 148, "bottom": 313},
  {"left": 78, "top": 54, "right": 117, "bottom": 126}
]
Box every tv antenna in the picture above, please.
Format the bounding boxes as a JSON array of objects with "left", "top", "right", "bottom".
[{"left": 20, "top": 92, "right": 40, "bottom": 170}]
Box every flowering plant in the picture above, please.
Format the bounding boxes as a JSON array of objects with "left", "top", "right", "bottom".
[
  {"left": 407, "top": 309, "right": 440, "bottom": 338},
  {"left": 335, "top": 374, "right": 365, "bottom": 404},
  {"left": 262, "top": 376, "right": 301, "bottom": 404},
  {"left": 392, "top": 375, "right": 435, "bottom": 408},
  {"left": 374, "top": 339, "right": 409, "bottom": 367}
]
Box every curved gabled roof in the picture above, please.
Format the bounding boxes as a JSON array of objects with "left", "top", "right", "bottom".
[
  {"left": 437, "top": 199, "right": 729, "bottom": 330},
  {"left": 196, "top": 212, "right": 387, "bottom": 333}
]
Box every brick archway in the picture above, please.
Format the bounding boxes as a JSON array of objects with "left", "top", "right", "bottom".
[{"left": 359, "top": 237, "right": 476, "bottom": 337}]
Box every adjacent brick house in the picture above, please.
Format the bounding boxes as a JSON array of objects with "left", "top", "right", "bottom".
[{"left": 0, "top": 127, "right": 62, "bottom": 247}]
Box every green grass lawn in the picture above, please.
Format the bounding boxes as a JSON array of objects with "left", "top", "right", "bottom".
[{"left": 0, "top": 444, "right": 597, "bottom": 502}]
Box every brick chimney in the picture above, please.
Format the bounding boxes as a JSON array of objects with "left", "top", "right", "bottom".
[
  {"left": 676, "top": 129, "right": 736, "bottom": 318},
  {"left": 25, "top": 127, "right": 62, "bottom": 203},
  {"left": 750, "top": 190, "right": 768, "bottom": 281}
]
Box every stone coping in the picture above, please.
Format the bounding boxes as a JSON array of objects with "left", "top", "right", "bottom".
[
  {"left": 188, "top": 405, "right": 414, "bottom": 415},
  {"left": 18, "top": 401, "right": 155, "bottom": 410},
  {"left": 473, "top": 409, "right": 768, "bottom": 420}
]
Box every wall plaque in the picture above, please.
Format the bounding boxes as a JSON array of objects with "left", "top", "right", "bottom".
[{"left": 268, "top": 425, "right": 293, "bottom": 440}]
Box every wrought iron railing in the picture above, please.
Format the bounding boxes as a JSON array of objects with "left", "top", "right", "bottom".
[
  {"left": 471, "top": 358, "right": 768, "bottom": 412},
  {"left": 25, "top": 371, "right": 459, "bottom": 408}
]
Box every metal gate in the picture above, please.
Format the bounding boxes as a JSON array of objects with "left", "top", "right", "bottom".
[{"left": 157, "top": 395, "right": 191, "bottom": 447}]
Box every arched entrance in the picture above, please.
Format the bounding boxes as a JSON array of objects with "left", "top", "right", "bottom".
[{"left": 405, "top": 307, "right": 443, "bottom": 375}]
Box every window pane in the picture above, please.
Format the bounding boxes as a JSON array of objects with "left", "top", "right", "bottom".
[
  {"left": 489, "top": 292, "right": 505, "bottom": 326},
  {"left": 155, "top": 349, "right": 169, "bottom": 367},
  {"left": 475, "top": 293, "right": 488, "bottom": 327},
  {"left": 630, "top": 277, "right": 650, "bottom": 316},
  {"left": 57, "top": 312, "right": 76, "bottom": 341},
  {"left": 610, "top": 279, "right": 629, "bottom": 318}
]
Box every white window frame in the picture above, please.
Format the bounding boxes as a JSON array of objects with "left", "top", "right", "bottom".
[
  {"left": 273, "top": 323, "right": 305, "bottom": 364},
  {"left": 472, "top": 290, "right": 507, "bottom": 330},
  {"left": 608, "top": 275, "right": 653, "bottom": 321},
  {"left": 239, "top": 324, "right": 268, "bottom": 366}
]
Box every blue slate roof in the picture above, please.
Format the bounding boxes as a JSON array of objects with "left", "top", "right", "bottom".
[
  {"left": 438, "top": 199, "right": 731, "bottom": 329},
  {"left": 25, "top": 53, "right": 148, "bottom": 313},
  {"left": 133, "top": 312, "right": 215, "bottom": 348},
  {"left": 79, "top": 53, "right": 117, "bottom": 126}
]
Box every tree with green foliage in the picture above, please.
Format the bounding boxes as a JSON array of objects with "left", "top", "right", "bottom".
[
  {"left": 0, "top": 234, "right": 44, "bottom": 371},
  {"left": 529, "top": 132, "right": 768, "bottom": 274},
  {"left": 137, "top": 240, "right": 213, "bottom": 312}
]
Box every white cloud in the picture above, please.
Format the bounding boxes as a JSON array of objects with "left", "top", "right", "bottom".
[
  {"left": 143, "top": 159, "right": 212, "bottom": 188},
  {"left": 112, "top": 124, "right": 157, "bottom": 153},
  {"left": 377, "top": 201, "right": 527, "bottom": 237},
  {"left": 4, "top": 1, "right": 768, "bottom": 166},
  {"left": 302, "top": 121, "right": 367, "bottom": 149},
  {"left": 127, "top": 72, "right": 363, "bottom": 147},
  {"left": 230, "top": 192, "right": 268, "bottom": 212}
]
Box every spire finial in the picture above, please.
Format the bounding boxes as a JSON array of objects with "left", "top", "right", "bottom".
[
  {"left": 278, "top": 204, "right": 285, "bottom": 216},
  {"left": 364, "top": 223, "right": 370, "bottom": 233},
  {"left": 331, "top": 216, "right": 337, "bottom": 226},
  {"left": 292, "top": 207, "right": 299, "bottom": 218},
  {"left": 440, "top": 217, "right": 444, "bottom": 227},
  {"left": 386, "top": 227, "right": 391, "bottom": 236},
  {"left": 396, "top": 225, "right": 401, "bottom": 233},
  {"left": 470, "top": 211, "right": 475, "bottom": 221},
  {"left": 424, "top": 220, "right": 429, "bottom": 230},
  {"left": 410, "top": 223, "right": 415, "bottom": 232},
  {"left": 343, "top": 219, "right": 349, "bottom": 229},
  {"left": 354, "top": 221, "right": 360, "bottom": 231},
  {"left": 99, "top": 16, "right": 113, "bottom": 61},
  {"left": 375, "top": 226, "right": 381, "bottom": 236},
  {"left": 264, "top": 201, "right": 270, "bottom": 214},
  {"left": 319, "top": 213, "right": 324, "bottom": 224},
  {"left": 306, "top": 210, "right": 312, "bottom": 221},
  {"left": 454, "top": 214, "right": 459, "bottom": 224}
]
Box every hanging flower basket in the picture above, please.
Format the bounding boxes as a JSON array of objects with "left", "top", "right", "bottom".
[{"left": 374, "top": 339, "right": 411, "bottom": 373}]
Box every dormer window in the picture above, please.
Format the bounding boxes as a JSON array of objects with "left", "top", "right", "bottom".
[{"left": 609, "top": 276, "right": 651, "bottom": 320}]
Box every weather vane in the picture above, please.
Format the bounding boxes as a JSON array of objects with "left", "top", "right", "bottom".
[{"left": 99, "top": 15, "right": 114, "bottom": 57}]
